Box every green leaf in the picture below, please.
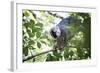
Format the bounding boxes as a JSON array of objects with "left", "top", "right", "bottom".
[
  {"left": 40, "top": 40, "right": 47, "bottom": 45},
  {"left": 24, "top": 20, "right": 35, "bottom": 29},
  {"left": 32, "top": 27, "right": 37, "bottom": 33},
  {"left": 35, "top": 27, "right": 42, "bottom": 31},
  {"left": 24, "top": 11, "right": 30, "bottom": 17},
  {"left": 23, "top": 46, "right": 28, "bottom": 56},
  {"left": 53, "top": 51, "right": 62, "bottom": 58},
  {"left": 46, "top": 54, "right": 52, "bottom": 61},
  {"left": 24, "top": 23, "right": 28, "bottom": 28},
  {"left": 35, "top": 22, "right": 43, "bottom": 27},
  {"left": 77, "top": 48, "right": 83, "bottom": 58},
  {"left": 64, "top": 50, "right": 69, "bottom": 59},
  {"left": 29, "top": 46, "right": 36, "bottom": 50},
  {"left": 46, "top": 54, "right": 58, "bottom": 61},
  {"left": 36, "top": 32, "right": 41, "bottom": 38},
  {"left": 37, "top": 42, "right": 41, "bottom": 48},
  {"left": 69, "top": 51, "right": 74, "bottom": 56},
  {"left": 30, "top": 19, "right": 35, "bottom": 25},
  {"left": 29, "top": 40, "right": 35, "bottom": 45},
  {"left": 24, "top": 23, "right": 32, "bottom": 29},
  {"left": 32, "top": 27, "right": 42, "bottom": 33},
  {"left": 27, "top": 30, "right": 34, "bottom": 37},
  {"left": 32, "top": 47, "right": 36, "bottom": 50}
]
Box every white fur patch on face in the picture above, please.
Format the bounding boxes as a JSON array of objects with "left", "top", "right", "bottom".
[{"left": 53, "top": 26, "right": 61, "bottom": 37}]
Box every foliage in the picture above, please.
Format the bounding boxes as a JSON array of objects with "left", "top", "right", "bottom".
[{"left": 22, "top": 10, "right": 91, "bottom": 62}]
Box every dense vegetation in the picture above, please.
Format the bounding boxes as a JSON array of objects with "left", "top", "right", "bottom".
[{"left": 22, "top": 10, "right": 91, "bottom": 62}]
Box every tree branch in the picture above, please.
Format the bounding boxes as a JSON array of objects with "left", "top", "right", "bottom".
[
  {"left": 23, "top": 45, "right": 76, "bottom": 62},
  {"left": 23, "top": 49, "right": 54, "bottom": 62},
  {"left": 47, "top": 11, "right": 64, "bottom": 19}
]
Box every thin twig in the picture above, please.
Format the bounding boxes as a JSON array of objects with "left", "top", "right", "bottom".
[
  {"left": 47, "top": 11, "right": 64, "bottom": 19},
  {"left": 23, "top": 49, "right": 54, "bottom": 62}
]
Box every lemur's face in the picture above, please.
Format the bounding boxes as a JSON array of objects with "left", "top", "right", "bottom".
[{"left": 50, "top": 26, "right": 61, "bottom": 38}]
